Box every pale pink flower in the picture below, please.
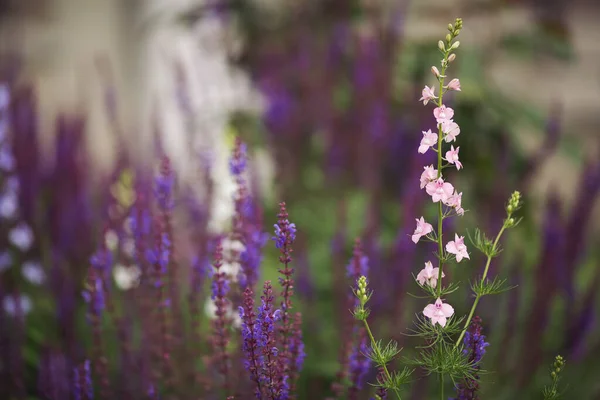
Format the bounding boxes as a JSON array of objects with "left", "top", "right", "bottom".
[
  {"left": 418, "top": 129, "right": 438, "bottom": 154},
  {"left": 426, "top": 178, "right": 454, "bottom": 203},
  {"left": 412, "top": 217, "right": 433, "bottom": 244},
  {"left": 433, "top": 105, "right": 454, "bottom": 123},
  {"left": 431, "top": 66, "right": 440, "bottom": 77},
  {"left": 416, "top": 261, "right": 445, "bottom": 288},
  {"left": 423, "top": 298, "right": 454, "bottom": 327},
  {"left": 445, "top": 146, "right": 463, "bottom": 170},
  {"left": 420, "top": 165, "right": 438, "bottom": 189},
  {"left": 441, "top": 120, "right": 460, "bottom": 142},
  {"left": 419, "top": 86, "right": 437, "bottom": 105},
  {"left": 446, "top": 234, "right": 470, "bottom": 262},
  {"left": 447, "top": 78, "right": 461, "bottom": 91},
  {"left": 445, "top": 191, "right": 464, "bottom": 216}
]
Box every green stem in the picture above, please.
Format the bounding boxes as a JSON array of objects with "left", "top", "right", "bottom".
[
  {"left": 440, "top": 374, "right": 445, "bottom": 400},
  {"left": 362, "top": 319, "right": 402, "bottom": 400},
  {"left": 455, "top": 224, "right": 507, "bottom": 347},
  {"left": 435, "top": 55, "right": 448, "bottom": 298}
]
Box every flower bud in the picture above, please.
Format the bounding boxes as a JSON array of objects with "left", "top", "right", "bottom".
[
  {"left": 450, "top": 41, "right": 460, "bottom": 50},
  {"left": 431, "top": 66, "right": 440, "bottom": 77},
  {"left": 448, "top": 53, "right": 456, "bottom": 63},
  {"left": 446, "top": 33, "right": 452, "bottom": 43},
  {"left": 448, "top": 24, "right": 454, "bottom": 32},
  {"left": 438, "top": 40, "right": 445, "bottom": 51}
]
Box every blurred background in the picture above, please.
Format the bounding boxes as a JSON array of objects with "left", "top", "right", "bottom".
[{"left": 0, "top": 0, "right": 599, "bottom": 399}]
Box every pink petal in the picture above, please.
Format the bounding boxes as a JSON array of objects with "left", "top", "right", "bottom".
[
  {"left": 446, "top": 241, "right": 458, "bottom": 254},
  {"left": 441, "top": 303, "right": 454, "bottom": 317},
  {"left": 423, "top": 304, "right": 436, "bottom": 318}
]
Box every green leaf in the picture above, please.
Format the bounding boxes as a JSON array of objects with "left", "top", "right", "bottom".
[{"left": 471, "top": 276, "right": 517, "bottom": 297}]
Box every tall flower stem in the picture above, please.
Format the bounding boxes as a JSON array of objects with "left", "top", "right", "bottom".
[
  {"left": 455, "top": 224, "right": 507, "bottom": 347},
  {"left": 435, "top": 52, "right": 449, "bottom": 299},
  {"left": 361, "top": 319, "right": 402, "bottom": 400}
]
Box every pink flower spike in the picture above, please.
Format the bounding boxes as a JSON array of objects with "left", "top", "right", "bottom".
[
  {"left": 420, "top": 165, "right": 438, "bottom": 189},
  {"left": 445, "top": 146, "right": 463, "bottom": 170},
  {"left": 442, "top": 120, "right": 460, "bottom": 142},
  {"left": 446, "top": 234, "right": 470, "bottom": 262},
  {"left": 416, "top": 261, "right": 444, "bottom": 288},
  {"left": 412, "top": 217, "right": 433, "bottom": 244},
  {"left": 423, "top": 298, "right": 454, "bottom": 327},
  {"left": 433, "top": 105, "right": 454, "bottom": 123},
  {"left": 418, "top": 130, "right": 438, "bottom": 154},
  {"left": 426, "top": 178, "right": 454, "bottom": 203},
  {"left": 419, "top": 86, "right": 437, "bottom": 105},
  {"left": 447, "top": 78, "right": 461, "bottom": 91}
]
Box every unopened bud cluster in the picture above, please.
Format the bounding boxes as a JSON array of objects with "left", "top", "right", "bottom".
[
  {"left": 551, "top": 355, "right": 565, "bottom": 378},
  {"left": 506, "top": 190, "right": 522, "bottom": 214},
  {"left": 352, "top": 276, "right": 371, "bottom": 321},
  {"left": 504, "top": 191, "right": 522, "bottom": 228}
]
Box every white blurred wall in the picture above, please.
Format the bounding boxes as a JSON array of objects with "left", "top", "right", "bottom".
[{"left": 0, "top": 0, "right": 264, "bottom": 231}]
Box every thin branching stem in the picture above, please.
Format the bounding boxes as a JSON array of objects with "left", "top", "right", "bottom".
[
  {"left": 435, "top": 51, "right": 449, "bottom": 299},
  {"left": 455, "top": 224, "right": 507, "bottom": 347},
  {"left": 362, "top": 319, "right": 403, "bottom": 400}
]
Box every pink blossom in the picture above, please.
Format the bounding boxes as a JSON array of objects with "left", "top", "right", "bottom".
[
  {"left": 412, "top": 217, "right": 433, "bottom": 244},
  {"left": 445, "top": 191, "right": 464, "bottom": 216},
  {"left": 441, "top": 120, "right": 460, "bottom": 142},
  {"left": 419, "top": 86, "right": 437, "bottom": 105},
  {"left": 418, "top": 129, "right": 438, "bottom": 154},
  {"left": 423, "top": 298, "right": 454, "bottom": 327},
  {"left": 416, "top": 261, "right": 445, "bottom": 288},
  {"left": 446, "top": 234, "right": 470, "bottom": 262},
  {"left": 420, "top": 165, "right": 438, "bottom": 189},
  {"left": 447, "top": 78, "right": 461, "bottom": 91},
  {"left": 445, "top": 145, "right": 463, "bottom": 170},
  {"left": 433, "top": 105, "right": 454, "bottom": 123},
  {"left": 426, "top": 178, "right": 454, "bottom": 203}
]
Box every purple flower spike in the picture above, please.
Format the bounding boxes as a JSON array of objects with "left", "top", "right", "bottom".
[
  {"left": 210, "top": 240, "right": 232, "bottom": 393},
  {"left": 256, "top": 280, "right": 284, "bottom": 400},
  {"left": 451, "top": 316, "right": 489, "bottom": 400},
  {"left": 229, "top": 137, "right": 248, "bottom": 176},
  {"left": 155, "top": 156, "right": 175, "bottom": 211},
  {"left": 240, "top": 287, "right": 263, "bottom": 398}
]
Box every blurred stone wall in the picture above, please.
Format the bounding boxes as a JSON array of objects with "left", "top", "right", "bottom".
[
  {"left": 0, "top": 0, "right": 262, "bottom": 231},
  {"left": 1, "top": 0, "right": 598, "bottom": 219}
]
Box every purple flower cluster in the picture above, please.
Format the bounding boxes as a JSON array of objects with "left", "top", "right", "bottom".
[
  {"left": 272, "top": 222, "right": 297, "bottom": 250},
  {"left": 72, "top": 360, "right": 93, "bottom": 400},
  {"left": 452, "top": 316, "right": 489, "bottom": 400},
  {"left": 83, "top": 244, "right": 112, "bottom": 316},
  {"left": 210, "top": 240, "right": 232, "bottom": 390},
  {"left": 154, "top": 156, "right": 175, "bottom": 211},
  {"left": 463, "top": 316, "right": 489, "bottom": 364},
  {"left": 238, "top": 203, "right": 305, "bottom": 399},
  {"left": 229, "top": 137, "right": 265, "bottom": 291},
  {"left": 229, "top": 138, "right": 248, "bottom": 176}
]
